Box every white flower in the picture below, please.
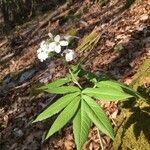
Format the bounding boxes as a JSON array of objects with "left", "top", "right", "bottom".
[
  {"left": 37, "top": 34, "right": 70, "bottom": 62},
  {"left": 39, "top": 40, "right": 55, "bottom": 53},
  {"left": 38, "top": 41, "right": 48, "bottom": 52},
  {"left": 48, "top": 32, "right": 54, "bottom": 40},
  {"left": 64, "top": 49, "right": 76, "bottom": 62},
  {"left": 37, "top": 41, "right": 50, "bottom": 62},
  {"left": 40, "top": 41, "right": 48, "bottom": 50},
  {"left": 37, "top": 48, "right": 49, "bottom": 62},
  {"left": 49, "top": 35, "right": 68, "bottom": 53}
]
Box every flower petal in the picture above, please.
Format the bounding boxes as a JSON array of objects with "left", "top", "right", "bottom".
[
  {"left": 65, "top": 49, "right": 76, "bottom": 62},
  {"left": 40, "top": 41, "right": 49, "bottom": 51},
  {"left": 55, "top": 44, "right": 61, "bottom": 53},
  {"left": 40, "top": 41, "right": 46, "bottom": 46},
  {"left": 37, "top": 51, "right": 48, "bottom": 62},
  {"left": 37, "top": 48, "right": 43, "bottom": 53},
  {"left": 60, "top": 40, "right": 68, "bottom": 46},
  {"left": 54, "top": 35, "right": 60, "bottom": 42},
  {"left": 48, "top": 42, "right": 56, "bottom": 52},
  {"left": 48, "top": 33, "right": 53, "bottom": 39}
]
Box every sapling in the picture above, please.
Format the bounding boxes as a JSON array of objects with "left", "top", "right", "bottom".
[{"left": 33, "top": 33, "right": 139, "bottom": 150}]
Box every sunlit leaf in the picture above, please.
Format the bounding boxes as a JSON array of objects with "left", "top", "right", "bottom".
[
  {"left": 45, "top": 86, "right": 81, "bottom": 94},
  {"left": 82, "top": 95, "right": 114, "bottom": 139},
  {"left": 46, "top": 96, "right": 80, "bottom": 139},
  {"left": 82, "top": 87, "right": 133, "bottom": 101},
  {"left": 38, "top": 77, "right": 71, "bottom": 90},
  {"left": 33, "top": 92, "right": 80, "bottom": 123},
  {"left": 96, "top": 80, "right": 140, "bottom": 98},
  {"left": 73, "top": 101, "right": 91, "bottom": 150}
]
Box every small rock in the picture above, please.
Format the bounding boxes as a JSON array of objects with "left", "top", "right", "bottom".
[{"left": 19, "top": 67, "right": 36, "bottom": 83}]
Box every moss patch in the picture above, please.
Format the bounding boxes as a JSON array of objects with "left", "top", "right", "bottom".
[{"left": 113, "top": 58, "right": 150, "bottom": 150}]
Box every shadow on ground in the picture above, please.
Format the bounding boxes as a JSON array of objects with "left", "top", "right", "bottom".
[
  {"left": 0, "top": 0, "right": 149, "bottom": 149},
  {"left": 113, "top": 58, "right": 150, "bottom": 149},
  {"left": 106, "top": 26, "right": 150, "bottom": 79}
]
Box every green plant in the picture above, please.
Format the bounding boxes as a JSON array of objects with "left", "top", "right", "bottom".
[{"left": 33, "top": 33, "right": 140, "bottom": 150}]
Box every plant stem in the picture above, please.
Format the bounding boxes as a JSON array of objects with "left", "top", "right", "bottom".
[
  {"left": 64, "top": 60, "right": 82, "bottom": 89},
  {"left": 69, "top": 68, "right": 82, "bottom": 89},
  {"left": 97, "top": 128, "right": 104, "bottom": 150}
]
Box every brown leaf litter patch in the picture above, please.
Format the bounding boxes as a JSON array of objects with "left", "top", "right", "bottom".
[{"left": 0, "top": 0, "right": 150, "bottom": 149}]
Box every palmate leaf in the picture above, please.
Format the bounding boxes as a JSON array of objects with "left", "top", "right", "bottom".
[
  {"left": 82, "top": 95, "right": 114, "bottom": 139},
  {"left": 38, "top": 77, "right": 71, "bottom": 90},
  {"left": 82, "top": 87, "right": 133, "bottom": 101},
  {"left": 33, "top": 92, "right": 80, "bottom": 123},
  {"left": 46, "top": 96, "right": 80, "bottom": 139},
  {"left": 73, "top": 101, "right": 91, "bottom": 150},
  {"left": 45, "top": 86, "right": 81, "bottom": 94},
  {"left": 96, "top": 80, "right": 140, "bottom": 98}
]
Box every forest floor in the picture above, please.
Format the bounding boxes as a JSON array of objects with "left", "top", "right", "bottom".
[{"left": 0, "top": 0, "right": 150, "bottom": 150}]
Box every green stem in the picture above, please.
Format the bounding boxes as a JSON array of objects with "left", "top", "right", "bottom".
[
  {"left": 69, "top": 68, "right": 82, "bottom": 89},
  {"left": 64, "top": 61, "right": 82, "bottom": 89}
]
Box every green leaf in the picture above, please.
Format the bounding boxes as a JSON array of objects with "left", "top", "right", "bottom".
[
  {"left": 73, "top": 101, "right": 91, "bottom": 150},
  {"left": 38, "top": 77, "right": 71, "bottom": 90},
  {"left": 113, "top": 81, "right": 141, "bottom": 98},
  {"left": 82, "top": 95, "right": 114, "bottom": 139},
  {"left": 33, "top": 92, "right": 80, "bottom": 123},
  {"left": 45, "top": 86, "right": 81, "bottom": 94},
  {"left": 96, "top": 80, "right": 124, "bottom": 91},
  {"left": 84, "top": 71, "right": 98, "bottom": 83},
  {"left": 96, "top": 80, "right": 140, "bottom": 98},
  {"left": 70, "top": 65, "right": 82, "bottom": 76},
  {"left": 82, "top": 87, "right": 133, "bottom": 101},
  {"left": 46, "top": 96, "right": 80, "bottom": 139},
  {"left": 71, "top": 65, "right": 99, "bottom": 83},
  {"left": 69, "top": 69, "right": 82, "bottom": 89}
]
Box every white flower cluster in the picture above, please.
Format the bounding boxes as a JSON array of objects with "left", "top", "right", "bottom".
[{"left": 37, "top": 33, "right": 76, "bottom": 62}]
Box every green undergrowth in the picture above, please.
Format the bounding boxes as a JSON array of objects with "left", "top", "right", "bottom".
[{"left": 113, "top": 58, "right": 150, "bottom": 150}]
